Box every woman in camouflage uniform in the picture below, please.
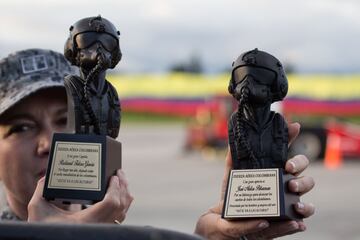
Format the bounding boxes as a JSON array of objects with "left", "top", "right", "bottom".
[{"left": 0, "top": 48, "right": 133, "bottom": 223}]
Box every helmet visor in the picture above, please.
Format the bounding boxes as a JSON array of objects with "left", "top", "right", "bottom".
[
  {"left": 234, "top": 66, "right": 276, "bottom": 86},
  {"left": 75, "top": 32, "right": 118, "bottom": 52}
]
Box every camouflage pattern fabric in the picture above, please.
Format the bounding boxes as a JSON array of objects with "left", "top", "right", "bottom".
[
  {"left": 0, "top": 206, "right": 21, "bottom": 221},
  {"left": 0, "top": 183, "right": 21, "bottom": 221},
  {"left": 0, "top": 48, "right": 76, "bottom": 116}
]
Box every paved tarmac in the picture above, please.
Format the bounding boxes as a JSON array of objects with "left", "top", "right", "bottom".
[{"left": 119, "top": 123, "right": 360, "bottom": 240}]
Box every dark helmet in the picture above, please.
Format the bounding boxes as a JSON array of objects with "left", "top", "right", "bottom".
[
  {"left": 64, "top": 15, "right": 122, "bottom": 69},
  {"left": 228, "top": 48, "right": 288, "bottom": 102}
]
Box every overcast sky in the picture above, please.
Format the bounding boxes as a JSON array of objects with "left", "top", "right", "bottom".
[{"left": 1, "top": 0, "right": 360, "bottom": 73}]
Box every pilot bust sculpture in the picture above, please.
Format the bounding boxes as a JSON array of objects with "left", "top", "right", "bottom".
[
  {"left": 63, "top": 15, "right": 121, "bottom": 138},
  {"left": 228, "top": 48, "right": 289, "bottom": 170}
]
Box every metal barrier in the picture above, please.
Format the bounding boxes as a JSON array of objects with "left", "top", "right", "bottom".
[{"left": 0, "top": 222, "right": 203, "bottom": 240}]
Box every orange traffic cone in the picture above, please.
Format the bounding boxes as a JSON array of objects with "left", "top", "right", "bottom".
[{"left": 324, "top": 133, "right": 342, "bottom": 170}]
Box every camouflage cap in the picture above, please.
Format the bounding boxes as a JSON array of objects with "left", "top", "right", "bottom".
[{"left": 0, "top": 48, "right": 76, "bottom": 116}]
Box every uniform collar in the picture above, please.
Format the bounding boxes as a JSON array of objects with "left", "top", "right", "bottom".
[{"left": 0, "top": 183, "right": 21, "bottom": 221}]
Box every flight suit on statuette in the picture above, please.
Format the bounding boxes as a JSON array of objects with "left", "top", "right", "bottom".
[{"left": 65, "top": 75, "right": 120, "bottom": 139}]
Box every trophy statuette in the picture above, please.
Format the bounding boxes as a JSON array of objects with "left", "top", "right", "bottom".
[
  {"left": 222, "top": 49, "right": 301, "bottom": 220},
  {"left": 43, "top": 16, "right": 122, "bottom": 204}
]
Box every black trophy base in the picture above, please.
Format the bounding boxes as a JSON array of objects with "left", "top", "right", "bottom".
[
  {"left": 43, "top": 133, "right": 122, "bottom": 204},
  {"left": 222, "top": 168, "right": 301, "bottom": 221}
]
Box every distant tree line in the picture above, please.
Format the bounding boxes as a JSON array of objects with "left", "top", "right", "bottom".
[{"left": 169, "top": 54, "right": 203, "bottom": 73}]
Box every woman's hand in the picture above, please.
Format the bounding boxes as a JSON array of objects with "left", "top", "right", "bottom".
[
  {"left": 195, "top": 123, "right": 315, "bottom": 239},
  {"left": 27, "top": 169, "right": 133, "bottom": 224}
]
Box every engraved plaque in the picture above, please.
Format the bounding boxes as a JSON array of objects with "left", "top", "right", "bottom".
[
  {"left": 223, "top": 169, "right": 280, "bottom": 218},
  {"left": 48, "top": 142, "right": 102, "bottom": 191},
  {"left": 43, "top": 133, "right": 121, "bottom": 204}
]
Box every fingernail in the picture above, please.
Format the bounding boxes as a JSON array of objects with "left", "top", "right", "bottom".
[
  {"left": 289, "top": 161, "right": 296, "bottom": 172},
  {"left": 299, "top": 223, "right": 307, "bottom": 231},
  {"left": 297, "top": 202, "right": 305, "bottom": 210},
  {"left": 113, "top": 176, "right": 120, "bottom": 185},
  {"left": 288, "top": 221, "right": 299, "bottom": 231},
  {"left": 293, "top": 181, "right": 299, "bottom": 192},
  {"left": 257, "top": 221, "right": 269, "bottom": 229}
]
